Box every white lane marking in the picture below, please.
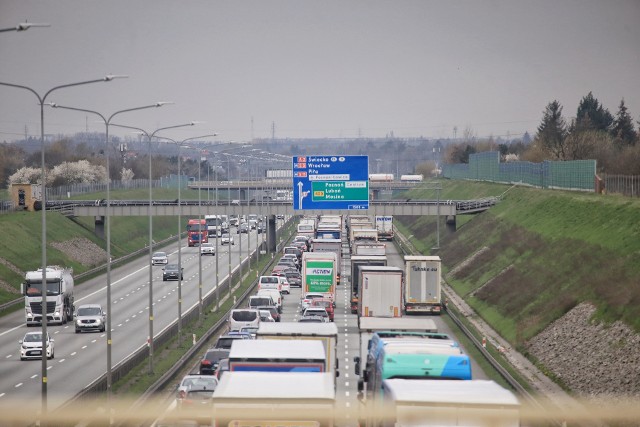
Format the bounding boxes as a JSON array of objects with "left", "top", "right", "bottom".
[
  {"left": 345, "top": 358, "right": 349, "bottom": 362},
  {"left": 118, "top": 324, "right": 123, "bottom": 327},
  {"left": 47, "top": 366, "right": 52, "bottom": 370},
  {"left": 345, "top": 382, "right": 349, "bottom": 387},
  {"left": 70, "top": 352, "right": 77, "bottom": 356},
  {"left": 345, "top": 391, "right": 350, "bottom": 397},
  {"left": 139, "top": 310, "right": 144, "bottom": 314},
  {"left": 54, "top": 330, "right": 60, "bottom": 334},
  {"left": 58, "top": 359, "right": 65, "bottom": 363},
  {"left": 15, "top": 383, "right": 23, "bottom": 388},
  {"left": 132, "top": 314, "right": 137, "bottom": 318},
  {"left": 92, "top": 339, "right": 97, "bottom": 343},
  {"left": 0, "top": 393, "right": 5, "bottom": 398},
  {"left": 346, "top": 402, "right": 351, "bottom": 408},
  {"left": 345, "top": 373, "right": 349, "bottom": 378},
  {"left": 30, "top": 374, "right": 37, "bottom": 379},
  {"left": 5, "top": 355, "right": 11, "bottom": 359},
  {"left": 82, "top": 345, "right": 88, "bottom": 349}
]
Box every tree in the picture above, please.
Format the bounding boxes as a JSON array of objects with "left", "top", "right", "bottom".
[
  {"left": 535, "top": 100, "right": 568, "bottom": 160},
  {"left": 610, "top": 99, "right": 637, "bottom": 147},
  {"left": 574, "top": 92, "right": 614, "bottom": 132}
]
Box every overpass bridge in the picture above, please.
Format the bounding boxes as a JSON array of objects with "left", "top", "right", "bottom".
[
  {"left": 47, "top": 198, "right": 498, "bottom": 242},
  {"left": 48, "top": 197, "right": 498, "bottom": 218},
  {"left": 187, "top": 179, "right": 421, "bottom": 200}
]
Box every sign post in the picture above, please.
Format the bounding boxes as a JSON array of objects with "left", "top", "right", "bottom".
[{"left": 292, "top": 155, "right": 369, "bottom": 210}]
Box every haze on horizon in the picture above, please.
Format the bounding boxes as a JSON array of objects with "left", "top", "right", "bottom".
[{"left": 1, "top": 0, "right": 639, "bottom": 143}]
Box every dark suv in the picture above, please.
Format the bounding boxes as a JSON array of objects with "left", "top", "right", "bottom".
[
  {"left": 162, "top": 264, "right": 184, "bottom": 281},
  {"left": 199, "top": 348, "right": 230, "bottom": 375}
]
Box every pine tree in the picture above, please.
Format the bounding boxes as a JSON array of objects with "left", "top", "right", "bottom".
[
  {"left": 536, "top": 100, "right": 568, "bottom": 160},
  {"left": 574, "top": 92, "right": 614, "bottom": 132},
  {"left": 610, "top": 99, "right": 637, "bottom": 147}
]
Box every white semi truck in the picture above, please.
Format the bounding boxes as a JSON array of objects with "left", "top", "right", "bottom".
[
  {"left": 374, "top": 215, "right": 393, "bottom": 240},
  {"left": 404, "top": 255, "right": 442, "bottom": 314},
  {"left": 21, "top": 266, "right": 75, "bottom": 325},
  {"left": 357, "top": 266, "right": 403, "bottom": 318}
]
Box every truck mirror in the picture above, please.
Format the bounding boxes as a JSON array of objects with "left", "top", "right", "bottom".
[{"left": 335, "top": 370, "right": 340, "bottom": 378}]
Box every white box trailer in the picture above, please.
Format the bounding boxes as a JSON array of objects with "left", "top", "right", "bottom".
[
  {"left": 352, "top": 241, "right": 386, "bottom": 256},
  {"left": 375, "top": 215, "right": 393, "bottom": 241},
  {"left": 404, "top": 255, "right": 442, "bottom": 315},
  {"left": 311, "top": 238, "right": 343, "bottom": 285},
  {"left": 212, "top": 372, "right": 336, "bottom": 427},
  {"left": 378, "top": 379, "right": 520, "bottom": 427},
  {"left": 358, "top": 266, "right": 403, "bottom": 318},
  {"left": 302, "top": 251, "right": 337, "bottom": 303},
  {"left": 257, "top": 322, "right": 339, "bottom": 378},
  {"left": 350, "top": 255, "right": 387, "bottom": 314}
]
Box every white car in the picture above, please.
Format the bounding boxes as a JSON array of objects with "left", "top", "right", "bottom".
[
  {"left": 176, "top": 374, "right": 218, "bottom": 410},
  {"left": 300, "top": 292, "right": 325, "bottom": 313},
  {"left": 221, "top": 233, "right": 235, "bottom": 245},
  {"left": 20, "top": 331, "right": 54, "bottom": 360},
  {"left": 302, "top": 307, "right": 330, "bottom": 322},
  {"left": 151, "top": 251, "right": 168, "bottom": 265},
  {"left": 200, "top": 242, "right": 215, "bottom": 256},
  {"left": 277, "top": 275, "right": 291, "bottom": 295}
]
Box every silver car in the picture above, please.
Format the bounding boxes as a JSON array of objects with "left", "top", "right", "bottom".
[
  {"left": 221, "top": 233, "right": 235, "bottom": 245},
  {"left": 151, "top": 251, "right": 168, "bottom": 265},
  {"left": 75, "top": 303, "right": 107, "bottom": 333}
]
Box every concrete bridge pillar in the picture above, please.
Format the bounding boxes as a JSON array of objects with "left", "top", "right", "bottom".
[
  {"left": 95, "top": 215, "right": 105, "bottom": 239},
  {"left": 446, "top": 215, "right": 456, "bottom": 233},
  {"left": 267, "top": 215, "right": 277, "bottom": 252}
]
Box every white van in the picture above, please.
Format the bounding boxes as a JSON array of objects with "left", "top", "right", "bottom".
[
  {"left": 229, "top": 309, "right": 260, "bottom": 332},
  {"left": 257, "top": 289, "right": 282, "bottom": 313},
  {"left": 257, "top": 276, "right": 282, "bottom": 293}
]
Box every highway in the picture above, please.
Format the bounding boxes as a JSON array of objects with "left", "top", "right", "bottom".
[
  {"left": 158, "top": 227, "right": 488, "bottom": 427},
  {"left": 0, "top": 221, "right": 272, "bottom": 409}
]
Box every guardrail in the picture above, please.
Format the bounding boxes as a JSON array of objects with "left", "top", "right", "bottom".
[
  {"left": 0, "top": 233, "right": 181, "bottom": 313},
  {"left": 392, "top": 225, "right": 553, "bottom": 420},
  {"left": 57, "top": 216, "right": 297, "bottom": 415}
]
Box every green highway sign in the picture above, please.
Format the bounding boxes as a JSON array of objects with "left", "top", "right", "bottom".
[{"left": 311, "top": 181, "right": 368, "bottom": 202}]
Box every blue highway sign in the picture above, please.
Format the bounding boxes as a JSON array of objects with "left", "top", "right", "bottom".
[{"left": 292, "top": 155, "right": 369, "bottom": 210}]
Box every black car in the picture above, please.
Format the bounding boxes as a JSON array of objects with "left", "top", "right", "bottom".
[
  {"left": 237, "top": 223, "right": 249, "bottom": 234},
  {"left": 163, "top": 264, "right": 184, "bottom": 281},
  {"left": 285, "top": 271, "right": 302, "bottom": 287},
  {"left": 199, "top": 348, "right": 230, "bottom": 375},
  {"left": 257, "top": 223, "right": 266, "bottom": 234}
]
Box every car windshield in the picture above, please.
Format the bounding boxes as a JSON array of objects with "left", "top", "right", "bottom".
[
  {"left": 182, "top": 377, "right": 217, "bottom": 391},
  {"left": 153, "top": 252, "right": 166, "bottom": 258},
  {"left": 24, "top": 333, "right": 43, "bottom": 342},
  {"left": 201, "top": 243, "right": 213, "bottom": 248},
  {"left": 77, "top": 307, "right": 101, "bottom": 316},
  {"left": 165, "top": 264, "right": 179, "bottom": 271}
]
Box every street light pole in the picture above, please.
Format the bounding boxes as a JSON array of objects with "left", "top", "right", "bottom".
[
  {"left": 110, "top": 121, "right": 196, "bottom": 373},
  {"left": 0, "top": 75, "right": 125, "bottom": 420},
  {"left": 155, "top": 135, "right": 217, "bottom": 329},
  {"left": 47, "top": 101, "right": 168, "bottom": 399}
]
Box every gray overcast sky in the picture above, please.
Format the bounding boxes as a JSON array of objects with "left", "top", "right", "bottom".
[{"left": 1, "top": 0, "right": 639, "bottom": 142}]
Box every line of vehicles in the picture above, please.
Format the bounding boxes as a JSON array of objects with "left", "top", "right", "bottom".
[{"left": 168, "top": 213, "right": 519, "bottom": 427}]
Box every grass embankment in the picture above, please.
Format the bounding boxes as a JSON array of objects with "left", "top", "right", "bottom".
[
  {"left": 0, "top": 189, "right": 195, "bottom": 306},
  {"left": 397, "top": 180, "right": 640, "bottom": 350}
]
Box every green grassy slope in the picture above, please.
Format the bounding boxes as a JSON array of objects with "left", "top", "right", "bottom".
[
  {"left": 0, "top": 211, "right": 180, "bottom": 305},
  {"left": 398, "top": 179, "right": 640, "bottom": 347}
]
